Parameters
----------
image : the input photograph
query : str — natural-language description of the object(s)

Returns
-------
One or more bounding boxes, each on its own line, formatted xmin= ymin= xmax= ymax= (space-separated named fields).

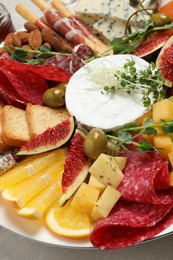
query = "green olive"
xmin=84 ymin=128 xmax=107 ymax=160
xmin=42 ymin=86 xmax=65 ymax=108
xmin=56 ymin=82 xmax=67 ymax=92
xmin=150 ymin=13 xmax=172 ymax=27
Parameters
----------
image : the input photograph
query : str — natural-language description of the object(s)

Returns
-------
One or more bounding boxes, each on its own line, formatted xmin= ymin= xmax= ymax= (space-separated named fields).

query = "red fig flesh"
xmin=59 ymin=128 xmax=91 ymax=206
xmin=17 ymin=117 xmax=75 ymax=155
xmin=156 ymin=34 xmax=173 ymax=87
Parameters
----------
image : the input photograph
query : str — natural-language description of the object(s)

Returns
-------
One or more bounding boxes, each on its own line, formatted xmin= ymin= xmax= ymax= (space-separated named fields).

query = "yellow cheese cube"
xmin=152 ymin=99 xmax=173 ymax=123
xmin=153 ymin=135 xmax=173 ymax=159
xmin=88 ymin=175 xmax=106 ymax=194
xmin=89 ymin=153 xmax=124 ymax=188
xmin=114 ymin=156 xmax=127 ymax=171
xmin=71 ymin=183 xmax=100 ymax=216
xmin=91 ymin=185 xmax=121 ymax=221
xmin=168 ymin=150 xmax=173 ymax=168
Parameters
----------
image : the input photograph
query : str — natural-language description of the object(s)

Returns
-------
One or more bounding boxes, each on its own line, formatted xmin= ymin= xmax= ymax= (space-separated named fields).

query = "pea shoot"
xmin=102 ymin=59 xmax=165 ymax=107
xmin=106 ymin=118 xmax=173 ymax=154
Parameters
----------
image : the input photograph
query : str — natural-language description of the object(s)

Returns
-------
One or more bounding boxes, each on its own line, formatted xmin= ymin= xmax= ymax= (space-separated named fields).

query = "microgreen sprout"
xmin=102 ymin=59 xmax=164 ymax=107
xmin=105 ymin=118 xmax=173 ymax=154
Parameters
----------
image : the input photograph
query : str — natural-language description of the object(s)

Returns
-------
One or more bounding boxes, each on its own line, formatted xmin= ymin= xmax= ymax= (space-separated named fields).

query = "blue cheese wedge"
xmin=66 ymin=54 xmax=152 ymax=131
xmin=74 ymin=0 xmax=135 ymax=22
xmin=93 ymin=18 xmax=127 ymax=41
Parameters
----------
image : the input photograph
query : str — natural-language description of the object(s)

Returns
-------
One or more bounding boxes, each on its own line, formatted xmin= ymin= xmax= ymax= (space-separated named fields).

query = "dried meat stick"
xmin=51 ymin=0 xmax=113 ymax=54
xmin=15 ymin=3 xmax=74 ymax=52
xmin=31 ymin=0 xmax=109 ymax=54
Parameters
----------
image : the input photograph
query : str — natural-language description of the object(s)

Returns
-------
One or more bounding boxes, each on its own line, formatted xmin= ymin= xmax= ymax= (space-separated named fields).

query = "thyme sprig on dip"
xmin=106 ymin=118 xmax=173 ymax=154
xmin=102 ymin=59 xmax=164 ymax=107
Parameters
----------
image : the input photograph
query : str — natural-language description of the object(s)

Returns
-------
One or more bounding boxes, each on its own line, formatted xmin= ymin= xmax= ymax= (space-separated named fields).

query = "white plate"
xmin=1 ymin=0 xmax=173 ymax=250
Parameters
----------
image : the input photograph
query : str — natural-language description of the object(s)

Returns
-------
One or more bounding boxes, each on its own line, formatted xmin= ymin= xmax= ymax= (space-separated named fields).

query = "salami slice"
xmin=0 ymin=70 xmax=26 ymax=108
xmin=119 ymin=146 xmax=171 ymax=204
xmin=90 ymin=199 xmax=173 ymax=249
xmin=44 ymin=44 xmax=94 ymax=74
xmin=1 ymin=68 xmax=48 ymax=105
xmin=0 ymin=53 xmax=71 ymax=82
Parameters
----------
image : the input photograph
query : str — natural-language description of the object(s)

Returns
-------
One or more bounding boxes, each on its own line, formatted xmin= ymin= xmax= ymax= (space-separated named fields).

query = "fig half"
xmin=17 ymin=116 xmax=75 ymax=155
xmin=136 ymin=31 xmax=172 ymax=62
xmin=156 ymin=34 xmax=173 ymax=87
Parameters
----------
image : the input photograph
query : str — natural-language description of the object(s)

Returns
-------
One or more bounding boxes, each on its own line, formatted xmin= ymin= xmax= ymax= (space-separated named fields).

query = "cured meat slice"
xmin=90 ymin=199 xmax=173 ymax=249
xmin=0 ymin=70 xmax=26 ymax=108
xmin=119 ymin=147 xmax=171 ymax=204
xmin=54 ymin=17 xmax=85 ymax=46
xmin=1 ymin=68 xmax=48 ymax=105
xmin=0 ymin=53 xmax=71 ymax=82
xmin=44 ymin=44 xmax=94 ymax=74
xmin=154 ymin=161 xmax=170 ymax=190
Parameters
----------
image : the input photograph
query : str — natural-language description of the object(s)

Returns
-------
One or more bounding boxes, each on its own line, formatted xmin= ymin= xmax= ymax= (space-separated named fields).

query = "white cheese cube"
xmin=89 ymin=153 xmax=124 ymax=188
xmin=91 ymin=185 xmax=121 ymax=221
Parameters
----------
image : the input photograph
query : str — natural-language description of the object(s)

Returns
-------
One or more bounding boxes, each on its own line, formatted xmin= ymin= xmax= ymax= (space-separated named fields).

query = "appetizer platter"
xmin=1 ymin=0 xmax=173 ymax=250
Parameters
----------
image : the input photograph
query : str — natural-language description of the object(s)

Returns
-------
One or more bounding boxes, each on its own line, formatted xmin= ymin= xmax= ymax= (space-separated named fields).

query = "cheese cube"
xmin=88 ymin=175 xmax=106 ymax=194
xmin=114 ymin=156 xmax=127 ymax=171
xmin=91 ymin=185 xmax=121 ymax=221
xmin=89 ymin=153 xmax=124 ymax=188
xmin=168 ymin=150 xmax=173 ymax=168
xmin=71 ymin=183 xmax=100 ymax=216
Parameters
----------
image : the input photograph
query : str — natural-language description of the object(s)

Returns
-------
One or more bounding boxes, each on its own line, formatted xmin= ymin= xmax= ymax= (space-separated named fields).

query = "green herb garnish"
xmin=4 ymin=45 xmax=67 ymax=64
xmin=106 ymin=118 xmax=173 ymax=154
xmin=102 ymin=59 xmax=164 ymax=107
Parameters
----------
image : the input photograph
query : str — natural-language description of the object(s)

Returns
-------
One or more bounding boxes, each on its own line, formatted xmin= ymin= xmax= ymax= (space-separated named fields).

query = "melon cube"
xmin=88 ymin=175 xmax=106 ymax=194
xmin=152 ymin=99 xmax=173 ymax=123
xmin=153 ymin=135 xmax=173 ymax=159
xmin=91 ymin=185 xmax=121 ymax=221
xmin=136 ymin=110 xmax=152 ymax=126
xmin=70 ymin=183 xmax=100 ymax=216
xmin=89 ymin=153 xmax=124 ymax=188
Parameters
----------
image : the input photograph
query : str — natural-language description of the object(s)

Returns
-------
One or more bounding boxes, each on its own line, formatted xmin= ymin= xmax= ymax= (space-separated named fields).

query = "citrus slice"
xmin=17 ymin=177 xmax=62 ymax=220
xmin=45 ymin=200 xmax=92 ymax=238
xmin=2 ymin=152 xmax=65 ymax=207
xmin=0 ymin=149 xmax=65 ymax=191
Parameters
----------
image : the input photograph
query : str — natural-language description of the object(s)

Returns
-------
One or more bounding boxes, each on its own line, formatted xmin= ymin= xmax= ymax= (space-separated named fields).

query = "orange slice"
xmin=17 ymin=178 xmax=62 ymax=220
xmin=45 ymin=200 xmax=92 ymax=238
xmin=2 ymin=151 xmax=65 ymax=207
xmin=0 ymin=149 xmax=65 ymax=191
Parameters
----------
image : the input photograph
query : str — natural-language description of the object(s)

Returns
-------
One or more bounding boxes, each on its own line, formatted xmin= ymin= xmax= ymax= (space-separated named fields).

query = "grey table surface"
xmin=1 ymin=0 xmax=173 ymax=259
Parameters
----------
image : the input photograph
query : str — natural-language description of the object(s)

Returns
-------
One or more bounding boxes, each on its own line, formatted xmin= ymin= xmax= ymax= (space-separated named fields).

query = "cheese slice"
xmin=66 ymin=54 xmax=151 ymax=131
xmin=74 ymin=0 xmax=135 ymax=22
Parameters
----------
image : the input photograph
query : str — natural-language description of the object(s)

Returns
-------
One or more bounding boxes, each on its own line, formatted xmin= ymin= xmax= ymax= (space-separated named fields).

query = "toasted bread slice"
xmin=26 ymin=104 xmax=70 ymax=138
xmin=1 ymin=105 xmax=30 ymax=147
xmin=0 ymin=105 xmax=11 ymax=153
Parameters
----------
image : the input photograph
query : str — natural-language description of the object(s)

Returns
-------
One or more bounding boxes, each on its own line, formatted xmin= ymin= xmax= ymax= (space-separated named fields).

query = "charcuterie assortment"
xmin=2 ymin=0 xmax=173 ymax=250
